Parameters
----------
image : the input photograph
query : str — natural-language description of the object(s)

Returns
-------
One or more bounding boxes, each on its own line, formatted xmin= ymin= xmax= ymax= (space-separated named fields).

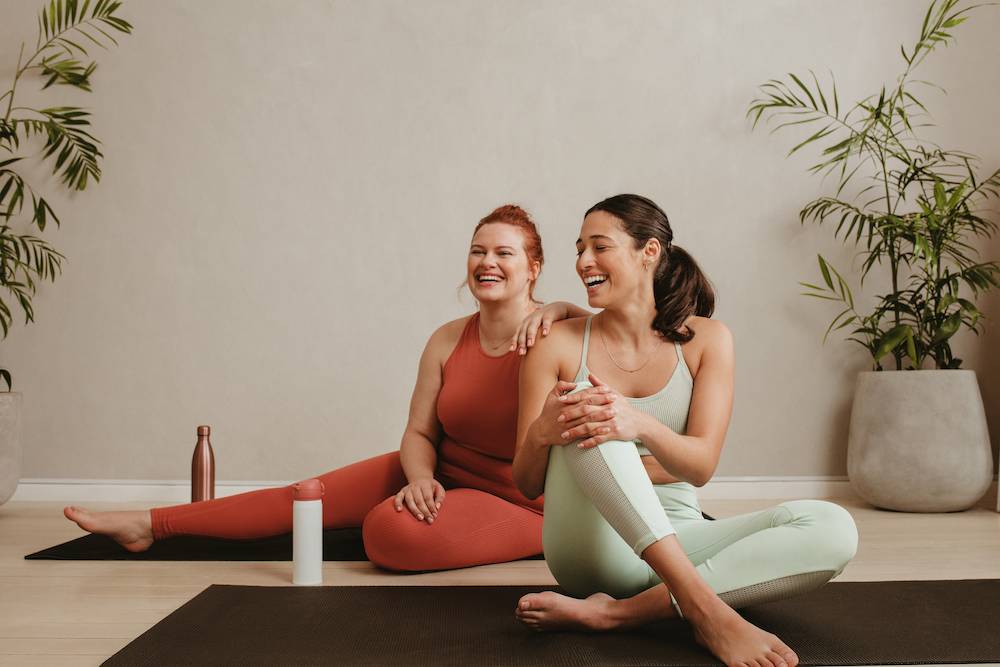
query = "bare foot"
xmin=63 ymin=506 xmax=154 ymax=553
xmin=515 ymin=591 xmax=619 ymax=632
xmin=689 ymin=601 xmax=799 ymax=667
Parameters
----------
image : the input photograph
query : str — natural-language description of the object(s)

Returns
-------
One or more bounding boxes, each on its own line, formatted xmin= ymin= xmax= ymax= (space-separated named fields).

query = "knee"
xmin=362 ymin=498 xmax=434 ymax=572
xmin=782 ymin=499 xmax=859 ymax=570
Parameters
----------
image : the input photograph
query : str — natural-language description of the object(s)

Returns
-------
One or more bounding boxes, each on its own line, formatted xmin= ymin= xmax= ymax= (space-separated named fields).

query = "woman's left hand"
xmin=512 ymin=302 xmax=568 ymax=355
xmin=556 ymin=373 xmax=650 ymax=448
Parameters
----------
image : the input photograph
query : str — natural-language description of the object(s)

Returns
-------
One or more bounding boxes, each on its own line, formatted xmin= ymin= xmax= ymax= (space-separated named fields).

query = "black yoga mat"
xmin=24 ymin=527 xmax=541 ymax=562
xmin=26 ymin=513 xmax=715 ymax=561
xmin=103 ymin=580 xmax=1000 ymax=666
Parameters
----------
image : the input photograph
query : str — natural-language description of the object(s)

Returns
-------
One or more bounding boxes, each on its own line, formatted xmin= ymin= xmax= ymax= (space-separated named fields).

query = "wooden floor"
xmin=1 ymin=493 xmax=998 ymax=666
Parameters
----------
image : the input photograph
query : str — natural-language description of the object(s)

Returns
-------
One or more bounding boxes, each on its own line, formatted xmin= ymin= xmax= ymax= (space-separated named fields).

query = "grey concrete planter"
xmin=847 ymin=370 xmax=993 ymax=512
xmin=0 ymin=393 xmax=22 ymax=506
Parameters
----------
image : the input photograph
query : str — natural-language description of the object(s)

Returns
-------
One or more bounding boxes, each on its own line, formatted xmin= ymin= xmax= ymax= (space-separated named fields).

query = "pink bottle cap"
xmin=293 ymin=478 xmax=325 ymax=500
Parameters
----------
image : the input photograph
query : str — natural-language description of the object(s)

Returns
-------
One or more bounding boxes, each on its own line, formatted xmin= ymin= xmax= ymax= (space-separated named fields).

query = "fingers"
xmin=540 ymin=312 xmax=555 ymax=337
xmin=414 ymin=487 xmax=434 ymax=523
xmin=562 ymin=407 xmax=615 ymax=430
xmin=576 ymin=434 xmax=610 ymax=449
xmin=523 ymin=318 xmax=540 ymax=352
xmin=513 ymin=320 xmax=531 ymax=355
xmin=557 ymin=398 xmax=615 ymax=424
xmin=557 ymin=385 xmax=610 ymax=403
xmin=560 ymin=421 xmax=612 ymax=442
xmin=552 ymin=380 xmax=578 ymax=398
xmin=587 ymin=372 xmax=607 ymax=387
xmin=403 ymin=490 xmax=423 ymax=520
xmin=394 ymin=489 xmax=405 ymax=512
xmin=512 ymin=322 xmax=526 ymax=353
xmin=433 ymin=482 xmax=446 ymax=508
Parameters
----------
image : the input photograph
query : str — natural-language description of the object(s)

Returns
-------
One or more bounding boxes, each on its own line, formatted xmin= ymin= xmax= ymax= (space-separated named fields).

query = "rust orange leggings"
xmin=149 ymin=452 xmax=543 ymax=571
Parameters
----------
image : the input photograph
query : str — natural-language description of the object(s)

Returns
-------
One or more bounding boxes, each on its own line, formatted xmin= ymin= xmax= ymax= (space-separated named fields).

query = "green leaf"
xmin=0 ymin=369 xmax=10 ymax=391
xmin=934 ymin=180 xmax=946 ymax=209
xmin=817 ymin=254 xmax=834 ymax=290
xmin=873 ymin=324 xmax=912 ymax=361
xmin=931 ymin=312 xmax=962 ymax=344
xmin=905 ymin=329 xmax=917 ymax=366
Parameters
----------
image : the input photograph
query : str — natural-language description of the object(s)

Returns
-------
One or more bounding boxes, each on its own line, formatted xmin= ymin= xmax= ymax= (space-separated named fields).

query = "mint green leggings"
xmin=543 ymin=388 xmax=859 ymax=607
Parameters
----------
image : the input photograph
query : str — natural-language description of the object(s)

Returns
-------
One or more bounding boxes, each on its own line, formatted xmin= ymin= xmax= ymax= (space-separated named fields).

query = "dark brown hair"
xmin=472 ymin=204 xmax=544 ymax=302
xmin=585 ymin=194 xmax=714 ymax=342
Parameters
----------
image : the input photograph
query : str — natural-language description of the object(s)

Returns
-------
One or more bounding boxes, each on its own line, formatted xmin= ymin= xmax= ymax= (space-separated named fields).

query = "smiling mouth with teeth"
xmin=477 ymin=275 xmax=504 ymax=283
xmin=584 ymin=275 xmax=608 ymax=287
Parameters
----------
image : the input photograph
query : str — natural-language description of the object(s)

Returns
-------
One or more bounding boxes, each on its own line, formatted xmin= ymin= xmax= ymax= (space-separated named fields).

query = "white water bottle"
xmin=292 ymin=478 xmax=324 ymax=585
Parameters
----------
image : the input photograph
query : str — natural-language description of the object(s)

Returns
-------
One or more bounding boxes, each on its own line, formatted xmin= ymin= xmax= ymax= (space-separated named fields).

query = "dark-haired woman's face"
xmin=467 ymin=223 xmax=539 ymax=304
xmin=575 ymin=211 xmax=648 ymax=308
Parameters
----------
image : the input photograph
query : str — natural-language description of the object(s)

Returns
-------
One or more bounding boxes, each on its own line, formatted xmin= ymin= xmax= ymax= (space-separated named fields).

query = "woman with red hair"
xmin=65 ymin=204 xmax=587 ymax=571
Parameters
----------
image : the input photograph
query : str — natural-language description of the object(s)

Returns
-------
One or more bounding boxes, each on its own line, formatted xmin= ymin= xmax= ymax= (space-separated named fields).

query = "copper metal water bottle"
xmin=191 ymin=425 xmax=215 ymax=502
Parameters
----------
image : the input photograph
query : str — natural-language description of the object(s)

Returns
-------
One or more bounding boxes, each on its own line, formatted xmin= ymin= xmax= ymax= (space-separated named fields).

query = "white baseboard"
xmin=9 ymin=476 xmax=997 ymax=504
xmin=10 ymin=475 xmax=863 ymax=502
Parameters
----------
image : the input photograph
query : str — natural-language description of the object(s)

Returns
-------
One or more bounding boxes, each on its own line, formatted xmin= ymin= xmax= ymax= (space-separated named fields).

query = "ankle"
xmin=674 ymin=589 xmax=726 ymax=625
xmin=598 ymin=597 xmax=629 ymax=630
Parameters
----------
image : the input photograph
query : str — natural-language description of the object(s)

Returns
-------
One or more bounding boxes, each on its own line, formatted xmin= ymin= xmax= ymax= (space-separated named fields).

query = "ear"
xmin=643 ymin=238 xmax=662 ymax=265
xmin=530 ymin=261 xmax=541 ymax=281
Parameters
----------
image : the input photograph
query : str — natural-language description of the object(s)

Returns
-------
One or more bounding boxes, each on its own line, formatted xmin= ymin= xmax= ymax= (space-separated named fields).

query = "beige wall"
xmin=2 ymin=0 xmax=998 ymax=482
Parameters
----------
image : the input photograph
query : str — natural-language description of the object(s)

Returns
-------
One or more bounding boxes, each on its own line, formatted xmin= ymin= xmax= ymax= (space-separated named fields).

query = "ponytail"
xmin=651 ymin=244 xmax=715 ymax=343
xmin=585 ymin=194 xmax=715 ymax=343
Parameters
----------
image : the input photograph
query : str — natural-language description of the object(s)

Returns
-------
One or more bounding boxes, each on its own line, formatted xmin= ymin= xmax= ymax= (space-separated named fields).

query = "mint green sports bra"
xmin=573 ymin=316 xmax=694 ymax=456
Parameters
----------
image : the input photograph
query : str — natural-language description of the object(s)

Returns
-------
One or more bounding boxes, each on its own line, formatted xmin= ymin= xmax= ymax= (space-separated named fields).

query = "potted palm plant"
xmin=748 ymin=0 xmax=998 ymax=512
xmin=1 ymin=0 xmax=131 ymax=505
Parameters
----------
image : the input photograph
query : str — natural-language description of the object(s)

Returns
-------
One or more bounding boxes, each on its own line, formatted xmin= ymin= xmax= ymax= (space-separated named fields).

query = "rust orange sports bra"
xmin=435 ymin=313 xmax=542 ymax=513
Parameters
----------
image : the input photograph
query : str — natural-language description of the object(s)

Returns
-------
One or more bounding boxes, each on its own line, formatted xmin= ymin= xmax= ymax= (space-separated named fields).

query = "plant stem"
xmin=878 ymin=141 xmax=903 ymax=370
xmin=3 ymin=44 xmax=25 ymax=123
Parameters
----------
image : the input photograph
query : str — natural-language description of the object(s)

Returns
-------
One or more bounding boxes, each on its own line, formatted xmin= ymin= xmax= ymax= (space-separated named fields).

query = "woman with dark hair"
xmin=512 ymin=194 xmax=857 ymax=666
xmin=64 ymin=204 xmax=589 ymax=572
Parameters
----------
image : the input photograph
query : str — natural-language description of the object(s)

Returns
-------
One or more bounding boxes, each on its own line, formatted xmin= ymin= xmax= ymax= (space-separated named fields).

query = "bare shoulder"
xmin=525 ymin=317 xmax=586 ymax=378
xmin=686 ymin=317 xmax=733 ymax=346
xmin=425 ymin=315 xmax=473 ymax=361
xmin=681 ymin=317 xmax=733 ymax=377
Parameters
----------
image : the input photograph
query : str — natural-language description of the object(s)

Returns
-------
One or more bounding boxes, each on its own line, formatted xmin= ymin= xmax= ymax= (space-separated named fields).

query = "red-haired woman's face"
xmin=467 ymin=223 xmax=539 ymax=304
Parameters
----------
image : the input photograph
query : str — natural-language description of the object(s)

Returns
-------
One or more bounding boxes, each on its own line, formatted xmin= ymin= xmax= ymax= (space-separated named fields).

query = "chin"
xmin=587 ymin=294 xmax=608 ymax=308
xmin=472 ymin=289 xmax=505 ymax=303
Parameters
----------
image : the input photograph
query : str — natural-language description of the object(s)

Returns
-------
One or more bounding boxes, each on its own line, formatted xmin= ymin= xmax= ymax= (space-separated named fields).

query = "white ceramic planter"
xmin=847 ymin=370 xmax=993 ymax=512
xmin=0 ymin=392 xmax=22 ymax=506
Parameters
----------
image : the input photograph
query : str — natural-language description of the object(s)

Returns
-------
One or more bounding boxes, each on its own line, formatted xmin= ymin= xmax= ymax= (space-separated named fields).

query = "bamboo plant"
xmin=748 ymin=0 xmax=1000 ymax=371
xmin=0 ymin=0 xmax=131 ymax=389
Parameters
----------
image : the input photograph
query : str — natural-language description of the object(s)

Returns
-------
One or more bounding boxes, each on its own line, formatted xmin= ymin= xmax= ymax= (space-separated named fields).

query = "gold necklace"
xmin=480 ymin=330 xmax=514 ymax=351
xmin=597 ymin=318 xmax=663 ymax=373
xmin=479 ymin=306 xmax=537 ymax=351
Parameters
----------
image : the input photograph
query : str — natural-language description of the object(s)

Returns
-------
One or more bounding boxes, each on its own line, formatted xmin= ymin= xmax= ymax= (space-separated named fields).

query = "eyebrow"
xmin=470 ymin=244 xmax=517 ymax=250
xmin=575 ymin=234 xmax=615 ymax=245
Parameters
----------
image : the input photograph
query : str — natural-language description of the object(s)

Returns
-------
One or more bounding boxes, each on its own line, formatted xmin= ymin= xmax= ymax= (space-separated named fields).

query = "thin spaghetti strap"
xmin=674 ymin=341 xmax=693 ymax=383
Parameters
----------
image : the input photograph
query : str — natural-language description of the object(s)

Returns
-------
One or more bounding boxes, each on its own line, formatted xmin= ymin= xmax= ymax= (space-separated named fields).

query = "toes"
xmin=766 ymin=651 xmax=789 ymax=667
xmin=779 ymin=649 xmax=799 ymax=667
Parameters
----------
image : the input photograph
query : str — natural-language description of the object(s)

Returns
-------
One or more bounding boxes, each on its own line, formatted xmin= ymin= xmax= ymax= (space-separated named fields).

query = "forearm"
xmin=399 ymin=432 xmax=438 ymax=482
xmin=560 ymin=302 xmax=592 ymax=319
xmin=512 ymin=422 xmax=551 ymax=499
xmin=637 ymin=416 xmax=714 ymax=487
